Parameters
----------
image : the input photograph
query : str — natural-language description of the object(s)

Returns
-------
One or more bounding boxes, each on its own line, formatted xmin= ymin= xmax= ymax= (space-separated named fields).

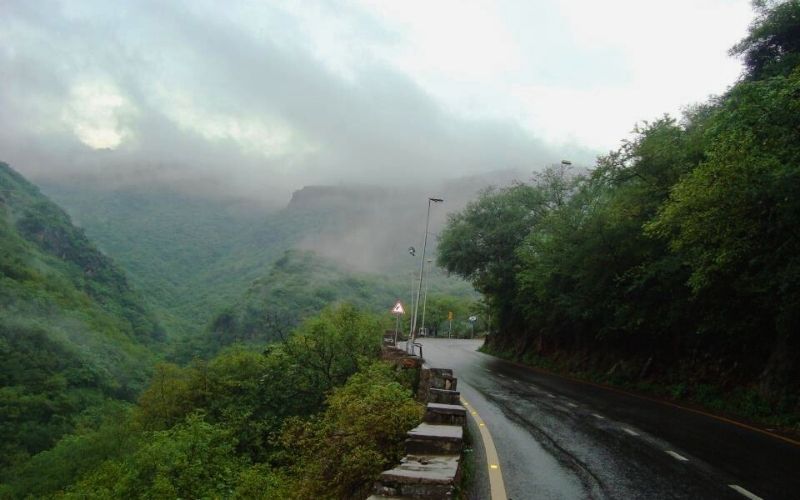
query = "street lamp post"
xmin=420 ymin=258 xmax=432 ymax=337
xmin=410 ymin=197 xmax=443 ymax=353
xmin=409 ymin=271 xmax=416 ymax=339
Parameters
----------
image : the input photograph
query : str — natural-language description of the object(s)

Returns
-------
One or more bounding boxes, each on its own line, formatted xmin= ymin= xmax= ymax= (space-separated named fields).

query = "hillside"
xmin=0 ymin=162 xmax=163 ymax=470
xmin=202 ymin=250 xmax=398 ymax=350
xmin=179 ymin=249 xmax=473 ymax=358
xmin=38 ymin=172 xmax=510 ymax=342
xmin=36 ymin=182 xmax=288 ymax=338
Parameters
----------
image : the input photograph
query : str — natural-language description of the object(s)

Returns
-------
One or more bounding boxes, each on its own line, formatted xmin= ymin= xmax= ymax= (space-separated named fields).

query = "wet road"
xmin=419 ymin=338 xmax=800 ymax=500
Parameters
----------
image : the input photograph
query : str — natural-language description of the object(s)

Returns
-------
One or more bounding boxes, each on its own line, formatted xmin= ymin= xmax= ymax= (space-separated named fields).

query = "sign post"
xmin=468 ymin=315 xmax=477 ymax=339
xmin=391 ymin=300 xmax=405 ymax=347
xmin=448 ymin=311 xmax=453 ymax=339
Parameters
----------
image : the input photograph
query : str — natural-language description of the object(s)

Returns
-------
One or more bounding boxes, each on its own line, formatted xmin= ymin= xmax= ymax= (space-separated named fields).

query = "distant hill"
xmin=0 ymin=162 xmax=163 ymax=469
xmin=37 ymin=171 xmax=523 ymax=342
xmin=200 ymin=250 xmax=397 ymax=352
xmin=195 ymin=249 xmax=476 ymax=356
xmin=38 ymin=181 xmax=291 ymax=338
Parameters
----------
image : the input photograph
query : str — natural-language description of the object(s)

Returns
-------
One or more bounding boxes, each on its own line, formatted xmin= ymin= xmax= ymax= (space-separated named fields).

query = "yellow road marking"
xmin=462 ymin=398 xmax=508 ymax=500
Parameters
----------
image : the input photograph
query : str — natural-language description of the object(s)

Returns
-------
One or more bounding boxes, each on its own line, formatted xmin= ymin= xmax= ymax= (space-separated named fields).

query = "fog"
xmin=0 ymin=1 xmax=599 ymax=207
xmin=289 ymin=169 xmax=530 ymax=273
xmin=1 ymin=0 xmax=752 ymax=274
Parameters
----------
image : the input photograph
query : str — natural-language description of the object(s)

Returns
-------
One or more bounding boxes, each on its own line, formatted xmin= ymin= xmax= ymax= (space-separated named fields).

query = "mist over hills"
xmin=38 ymin=168 xmax=528 ymax=342
xmin=0 ymin=162 xmax=162 ymax=467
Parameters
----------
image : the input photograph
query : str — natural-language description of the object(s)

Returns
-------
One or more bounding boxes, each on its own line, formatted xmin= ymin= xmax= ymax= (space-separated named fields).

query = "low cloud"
xmin=0 ymin=0 xmax=581 ymax=205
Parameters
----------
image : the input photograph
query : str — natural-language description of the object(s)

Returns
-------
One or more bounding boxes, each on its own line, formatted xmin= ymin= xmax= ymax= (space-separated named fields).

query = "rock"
xmin=425 ymin=403 xmax=467 ymax=426
xmin=405 ymin=423 xmax=463 ymax=455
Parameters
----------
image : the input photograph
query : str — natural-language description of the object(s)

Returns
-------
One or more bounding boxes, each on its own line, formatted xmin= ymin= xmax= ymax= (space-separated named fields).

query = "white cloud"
xmin=62 ymin=80 xmax=136 ymax=150
xmin=153 ymin=85 xmax=315 ymax=162
xmin=0 ymin=0 xmax=760 ymax=196
xmin=350 ymin=0 xmax=753 ymax=150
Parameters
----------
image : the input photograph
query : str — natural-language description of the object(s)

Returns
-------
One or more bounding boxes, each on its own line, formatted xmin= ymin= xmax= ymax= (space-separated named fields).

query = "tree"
xmin=282 ymin=363 xmax=422 ymax=499
xmin=437 ymin=182 xmax=546 ymax=335
xmin=648 ymin=67 xmax=800 ymax=398
xmin=732 ymin=0 xmax=800 ymax=80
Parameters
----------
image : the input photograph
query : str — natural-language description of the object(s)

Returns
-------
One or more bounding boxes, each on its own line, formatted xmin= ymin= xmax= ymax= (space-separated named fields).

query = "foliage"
xmin=201 ymin=251 xmax=394 ymax=352
xmin=134 ymin=304 xmax=385 ymax=460
xmin=0 ymin=163 xmax=162 ymax=473
xmin=438 ymin=1 xmax=800 ymax=424
xmin=41 ymin=183 xmax=475 ymax=348
xmin=4 ymin=404 xmax=138 ymax=498
xmin=61 ymin=413 xmax=246 ymax=499
xmin=732 ymin=0 xmax=800 ymax=80
xmin=195 ymin=250 xmax=472 ymax=358
xmin=282 ymin=362 xmax=423 ymax=499
xmin=3 ymin=305 xmax=417 ymax=499
xmin=420 ymin=294 xmax=481 ymax=337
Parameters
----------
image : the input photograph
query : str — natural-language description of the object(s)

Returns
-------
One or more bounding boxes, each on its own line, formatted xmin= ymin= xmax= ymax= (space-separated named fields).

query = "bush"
xmin=283 ymin=362 xmax=423 ymax=499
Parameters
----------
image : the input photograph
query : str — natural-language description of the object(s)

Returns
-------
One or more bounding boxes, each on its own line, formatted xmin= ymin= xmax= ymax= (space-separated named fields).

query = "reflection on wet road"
xmin=420 ymin=338 xmax=799 ymax=500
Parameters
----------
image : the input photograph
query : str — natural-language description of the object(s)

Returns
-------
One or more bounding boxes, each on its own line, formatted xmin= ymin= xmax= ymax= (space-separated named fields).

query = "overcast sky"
xmin=0 ymin=0 xmax=753 ymax=202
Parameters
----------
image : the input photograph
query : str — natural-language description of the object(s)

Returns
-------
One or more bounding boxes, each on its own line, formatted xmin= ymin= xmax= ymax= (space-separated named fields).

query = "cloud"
xmin=0 ymin=0 xmax=752 ymax=203
xmin=62 ymin=79 xmax=136 ymax=149
xmin=0 ymin=0 xmax=567 ymax=204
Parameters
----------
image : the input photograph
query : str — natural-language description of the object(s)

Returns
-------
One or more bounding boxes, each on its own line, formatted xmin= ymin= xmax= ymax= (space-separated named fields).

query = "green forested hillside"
xmin=0 ymin=162 xmax=163 ymax=471
xmin=193 ymin=249 xmax=475 ymax=358
xmin=40 ymin=180 xmax=478 ymax=350
xmin=38 ymin=183 xmax=298 ymax=338
xmin=1 ymin=305 xmax=421 ymax=499
xmin=438 ymin=1 xmax=800 ymax=427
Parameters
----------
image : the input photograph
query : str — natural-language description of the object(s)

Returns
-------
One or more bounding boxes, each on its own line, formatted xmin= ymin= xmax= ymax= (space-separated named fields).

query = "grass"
xmin=454 ymin=420 xmax=475 ymax=500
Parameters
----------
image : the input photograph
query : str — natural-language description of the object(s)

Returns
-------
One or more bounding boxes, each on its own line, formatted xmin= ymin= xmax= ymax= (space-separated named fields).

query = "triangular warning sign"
xmin=391 ymin=301 xmax=405 ymax=315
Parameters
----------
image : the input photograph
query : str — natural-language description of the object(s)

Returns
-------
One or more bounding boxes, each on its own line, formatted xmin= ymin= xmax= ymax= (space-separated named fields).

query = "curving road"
xmin=419 ymin=338 xmax=799 ymax=500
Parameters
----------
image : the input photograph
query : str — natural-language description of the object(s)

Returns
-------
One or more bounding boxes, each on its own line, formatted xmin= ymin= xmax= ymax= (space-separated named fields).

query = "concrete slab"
xmin=427 ymin=403 xmax=467 ymax=415
xmin=380 ymin=455 xmax=461 ymax=484
xmin=425 ymin=402 xmax=467 ymax=425
xmin=408 ymin=423 xmax=463 ymax=441
xmin=428 ymin=388 xmax=461 ymax=405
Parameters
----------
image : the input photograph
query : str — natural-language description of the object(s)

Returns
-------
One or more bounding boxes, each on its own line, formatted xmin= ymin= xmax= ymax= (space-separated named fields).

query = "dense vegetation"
xmin=438 ymin=1 xmax=800 ymax=427
xmin=6 ymin=3 xmax=795 ymax=496
xmin=195 ymin=249 xmax=478 ymax=358
xmin=0 ymin=162 xmax=163 ymax=471
xmin=41 ymin=181 xmax=477 ymax=347
xmin=1 ymin=162 xmax=467 ymax=496
xmin=1 ymin=305 xmax=422 ymax=499
xmin=39 ymin=182 xmax=307 ymax=339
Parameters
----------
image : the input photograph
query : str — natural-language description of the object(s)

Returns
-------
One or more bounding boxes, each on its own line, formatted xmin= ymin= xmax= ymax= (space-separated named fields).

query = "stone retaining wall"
xmin=369 ymin=360 xmax=467 ymax=499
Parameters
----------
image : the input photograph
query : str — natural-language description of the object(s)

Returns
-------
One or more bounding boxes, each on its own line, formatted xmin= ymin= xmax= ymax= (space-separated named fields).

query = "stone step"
xmin=405 ymin=423 xmax=463 ymax=455
xmin=418 ymin=366 xmax=453 ymax=401
xmin=430 ymin=374 xmax=457 ymax=391
xmin=374 ymin=454 xmax=461 ymax=499
xmin=424 ymin=402 xmax=467 ymax=426
xmin=428 ymin=388 xmax=460 ymax=405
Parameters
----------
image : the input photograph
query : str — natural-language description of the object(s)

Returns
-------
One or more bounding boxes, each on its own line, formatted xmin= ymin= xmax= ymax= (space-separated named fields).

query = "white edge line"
xmin=566 ymin=402 xmax=578 ymax=408
xmin=622 ymin=428 xmax=639 ymax=436
xmin=728 ymin=484 xmax=763 ymax=500
xmin=665 ymin=450 xmax=688 ymax=461
xmin=592 ymin=413 xmax=605 ymax=420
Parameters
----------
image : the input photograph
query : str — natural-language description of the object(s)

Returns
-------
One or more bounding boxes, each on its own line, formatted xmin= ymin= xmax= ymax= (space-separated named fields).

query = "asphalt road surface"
xmin=419 ymin=338 xmax=799 ymax=500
